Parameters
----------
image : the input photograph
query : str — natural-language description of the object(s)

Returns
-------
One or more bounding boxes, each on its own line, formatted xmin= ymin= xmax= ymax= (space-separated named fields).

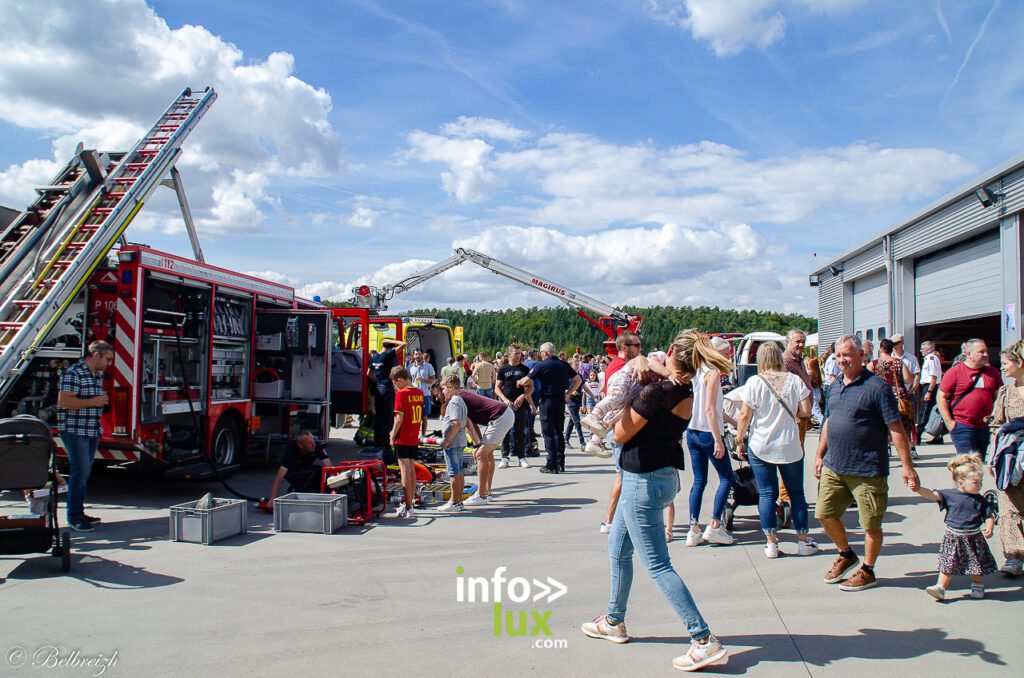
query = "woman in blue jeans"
xmin=685 ymin=341 xmax=737 ymax=547
xmin=732 ymin=342 xmax=819 ymax=558
xmin=582 ymin=330 xmax=730 ymax=673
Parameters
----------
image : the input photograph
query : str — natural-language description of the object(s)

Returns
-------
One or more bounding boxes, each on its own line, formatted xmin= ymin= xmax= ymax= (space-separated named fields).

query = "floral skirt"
xmin=937 ymin=529 xmax=997 ymax=576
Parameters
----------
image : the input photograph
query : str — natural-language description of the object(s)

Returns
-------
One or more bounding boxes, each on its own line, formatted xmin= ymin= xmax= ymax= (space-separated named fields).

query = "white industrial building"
xmin=812 ymin=152 xmax=1023 ymax=362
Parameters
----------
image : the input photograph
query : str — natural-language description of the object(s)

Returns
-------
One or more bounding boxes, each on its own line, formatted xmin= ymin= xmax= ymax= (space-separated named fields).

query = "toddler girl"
xmin=913 ymin=454 xmax=997 ymax=600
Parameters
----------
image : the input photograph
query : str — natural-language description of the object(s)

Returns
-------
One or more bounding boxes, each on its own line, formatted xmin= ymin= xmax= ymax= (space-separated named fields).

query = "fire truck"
xmin=0 ymin=87 xmax=369 ymax=475
xmin=351 ymin=248 xmax=643 ymax=354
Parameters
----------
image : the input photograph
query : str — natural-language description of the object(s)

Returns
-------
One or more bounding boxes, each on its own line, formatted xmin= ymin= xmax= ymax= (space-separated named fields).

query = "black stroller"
xmin=721 ymin=428 xmax=792 ymax=532
xmin=0 ymin=415 xmax=70 ymax=573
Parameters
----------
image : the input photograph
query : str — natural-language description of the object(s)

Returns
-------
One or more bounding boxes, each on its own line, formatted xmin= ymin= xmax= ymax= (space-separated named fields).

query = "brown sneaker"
xmin=839 ymin=567 xmax=877 ymax=592
xmin=823 ymin=554 xmax=860 ymax=584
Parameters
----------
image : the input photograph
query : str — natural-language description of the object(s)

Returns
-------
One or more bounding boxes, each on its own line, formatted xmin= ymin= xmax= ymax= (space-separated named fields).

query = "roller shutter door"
xmin=915 ymin=231 xmax=1000 ymax=325
xmin=853 ymin=271 xmax=888 ymax=342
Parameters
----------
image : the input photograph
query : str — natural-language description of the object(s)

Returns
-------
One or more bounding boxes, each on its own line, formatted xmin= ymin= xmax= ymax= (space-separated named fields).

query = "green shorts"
xmin=815 ymin=466 xmax=888 ymax=531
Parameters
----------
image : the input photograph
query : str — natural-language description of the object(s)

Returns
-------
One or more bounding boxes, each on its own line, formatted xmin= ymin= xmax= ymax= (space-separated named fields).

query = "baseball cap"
xmin=891 ymin=334 xmax=905 ymax=343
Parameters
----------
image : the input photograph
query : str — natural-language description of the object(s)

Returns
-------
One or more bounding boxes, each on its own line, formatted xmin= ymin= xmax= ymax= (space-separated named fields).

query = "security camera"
xmin=829 ymin=264 xmax=843 ymax=277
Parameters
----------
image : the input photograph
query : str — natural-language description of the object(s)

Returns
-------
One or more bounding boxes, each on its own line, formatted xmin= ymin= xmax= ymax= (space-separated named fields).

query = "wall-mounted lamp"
xmin=808 ymin=274 xmax=820 ymax=287
xmin=975 ymin=187 xmax=1005 ymax=208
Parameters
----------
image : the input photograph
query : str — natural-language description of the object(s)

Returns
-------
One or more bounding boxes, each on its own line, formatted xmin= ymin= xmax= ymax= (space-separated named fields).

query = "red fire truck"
xmin=0 ymin=87 xmax=370 ymax=475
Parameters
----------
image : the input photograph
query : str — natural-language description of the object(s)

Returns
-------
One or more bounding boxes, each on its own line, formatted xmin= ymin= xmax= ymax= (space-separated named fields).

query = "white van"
xmin=731 ymin=332 xmax=786 ymax=387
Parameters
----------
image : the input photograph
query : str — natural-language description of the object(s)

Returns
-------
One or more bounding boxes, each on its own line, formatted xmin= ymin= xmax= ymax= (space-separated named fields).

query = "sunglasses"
xmin=625 ymin=343 xmax=642 ymax=347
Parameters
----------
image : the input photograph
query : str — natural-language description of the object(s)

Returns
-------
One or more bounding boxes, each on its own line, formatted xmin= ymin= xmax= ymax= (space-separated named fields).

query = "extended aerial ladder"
xmin=0 ymin=87 xmax=217 ymax=400
xmin=351 ymin=247 xmax=642 ymax=350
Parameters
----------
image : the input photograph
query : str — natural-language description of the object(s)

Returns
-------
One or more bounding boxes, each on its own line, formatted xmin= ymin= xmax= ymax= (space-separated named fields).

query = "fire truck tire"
xmin=212 ymin=416 xmax=245 ymax=467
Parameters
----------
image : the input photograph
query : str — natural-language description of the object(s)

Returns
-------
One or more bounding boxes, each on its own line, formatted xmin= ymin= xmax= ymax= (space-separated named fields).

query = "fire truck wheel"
xmin=212 ymin=417 xmax=244 ymax=466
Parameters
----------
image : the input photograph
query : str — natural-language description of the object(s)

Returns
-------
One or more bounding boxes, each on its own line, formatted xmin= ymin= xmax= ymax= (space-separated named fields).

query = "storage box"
xmin=254 ymin=380 xmax=285 ymax=399
xmin=273 ymin=493 xmax=347 ymax=533
xmin=169 ymin=498 xmax=247 ymax=544
xmin=256 ymin=333 xmax=283 ymax=350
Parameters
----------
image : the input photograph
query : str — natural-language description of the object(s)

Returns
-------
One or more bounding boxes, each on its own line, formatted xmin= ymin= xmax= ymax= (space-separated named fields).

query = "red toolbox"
xmin=320 ymin=461 xmax=388 ymax=524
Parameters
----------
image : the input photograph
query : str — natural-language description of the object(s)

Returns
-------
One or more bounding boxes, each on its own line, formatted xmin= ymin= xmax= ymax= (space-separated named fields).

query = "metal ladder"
xmin=0 ymin=86 xmax=218 ymax=399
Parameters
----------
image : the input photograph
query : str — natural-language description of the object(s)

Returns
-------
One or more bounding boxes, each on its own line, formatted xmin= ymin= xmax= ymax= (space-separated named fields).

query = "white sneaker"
xmin=1000 ymin=558 xmax=1023 ymax=576
xmin=926 ymin=584 xmax=946 ymax=601
xmin=581 ymin=615 xmax=629 ymax=644
xmin=685 ymin=527 xmax=704 ymax=547
xmin=464 ymin=493 xmax=489 ymax=506
xmin=703 ymin=523 xmax=735 ymax=546
xmin=396 ymin=503 xmax=408 ymax=518
xmin=436 ymin=501 xmax=464 ymax=513
xmin=600 ymin=522 xmax=611 ymax=534
xmin=580 ymin=413 xmax=609 ymax=437
xmin=910 ymin=449 xmax=920 ymax=460
xmin=518 ymin=457 xmax=530 ymax=468
xmin=405 ymin=507 xmax=416 ymax=519
xmin=797 ymin=538 xmax=820 ymax=556
xmin=672 ymin=634 xmax=728 ymax=672
xmin=497 ymin=459 xmax=509 ymax=469
xmin=970 ymin=585 xmax=985 ymax=599
xmin=765 ymin=542 xmax=779 ymax=559
xmin=585 ymin=438 xmax=612 ymax=458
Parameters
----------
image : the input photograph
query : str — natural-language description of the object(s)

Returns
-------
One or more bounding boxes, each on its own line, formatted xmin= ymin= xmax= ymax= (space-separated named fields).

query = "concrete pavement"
xmin=0 ymin=428 xmax=1020 ymax=677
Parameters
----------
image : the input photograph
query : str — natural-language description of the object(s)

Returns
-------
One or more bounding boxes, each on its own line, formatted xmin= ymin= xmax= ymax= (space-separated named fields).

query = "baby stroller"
xmin=721 ymin=428 xmax=792 ymax=532
xmin=0 ymin=415 xmax=70 ymax=573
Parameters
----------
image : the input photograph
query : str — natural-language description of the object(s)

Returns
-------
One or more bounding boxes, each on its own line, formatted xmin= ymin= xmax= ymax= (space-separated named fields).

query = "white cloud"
xmin=649 ymin=0 xmax=866 ymax=56
xmin=441 ymin=116 xmax=530 ymax=143
xmin=297 ymin=221 xmax=811 ymax=311
xmin=0 ymin=0 xmax=341 ymax=235
xmin=434 ymin=130 xmax=974 ymax=232
xmin=405 ymin=130 xmax=501 ymax=204
xmin=348 ymin=205 xmax=381 ymax=229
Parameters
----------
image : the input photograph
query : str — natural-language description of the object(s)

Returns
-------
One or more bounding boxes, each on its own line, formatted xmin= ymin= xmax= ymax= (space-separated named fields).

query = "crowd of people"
xmin=361 ymin=329 xmax=1024 ymax=671
xmin=51 ymin=327 xmax=1024 ymax=672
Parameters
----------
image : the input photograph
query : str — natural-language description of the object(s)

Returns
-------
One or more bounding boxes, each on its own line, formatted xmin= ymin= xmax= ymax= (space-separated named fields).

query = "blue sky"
xmin=0 ymin=0 xmax=1020 ymax=315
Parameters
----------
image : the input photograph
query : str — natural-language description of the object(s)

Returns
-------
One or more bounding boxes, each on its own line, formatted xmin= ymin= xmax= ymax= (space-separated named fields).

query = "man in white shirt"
xmin=822 ymin=343 xmax=841 ymax=385
xmin=918 ymin=340 xmax=944 ymax=444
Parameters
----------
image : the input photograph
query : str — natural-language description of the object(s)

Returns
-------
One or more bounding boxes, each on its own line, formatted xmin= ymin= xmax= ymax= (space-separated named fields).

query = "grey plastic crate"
xmin=273 ymin=493 xmax=347 ymax=533
xmin=169 ymin=498 xmax=247 ymax=544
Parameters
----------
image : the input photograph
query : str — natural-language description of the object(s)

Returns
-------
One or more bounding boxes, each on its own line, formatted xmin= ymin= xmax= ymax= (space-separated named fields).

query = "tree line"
xmin=397 ymin=305 xmax=816 ymax=357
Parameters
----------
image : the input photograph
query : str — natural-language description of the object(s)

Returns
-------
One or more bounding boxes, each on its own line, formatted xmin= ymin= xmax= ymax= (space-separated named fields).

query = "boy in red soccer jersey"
xmin=390 ymin=366 xmax=424 ymax=518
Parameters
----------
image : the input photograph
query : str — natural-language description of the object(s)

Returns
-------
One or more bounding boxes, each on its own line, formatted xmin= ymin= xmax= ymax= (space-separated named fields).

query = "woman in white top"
xmin=685 ymin=336 xmax=736 ymax=547
xmin=733 ymin=342 xmax=817 ymax=559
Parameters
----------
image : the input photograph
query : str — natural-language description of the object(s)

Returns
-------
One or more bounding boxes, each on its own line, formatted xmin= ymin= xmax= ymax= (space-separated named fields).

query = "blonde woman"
xmin=582 ymin=330 xmax=730 ymax=672
xmin=734 ymin=343 xmax=818 ymax=558
xmin=686 ymin=332 xmax=737 ymax=547
xmin=989 ymin=341 xmax=1024 ymax=576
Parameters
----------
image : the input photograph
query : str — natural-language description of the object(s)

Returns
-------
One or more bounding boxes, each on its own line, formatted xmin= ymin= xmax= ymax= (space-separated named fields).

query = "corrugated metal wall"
xmin=843 ymin=243 xmax=885 ymax=280
xmin=915 ymin=230 xmax=1001 ymax=324
xmin=817 ymin=272 xmax=844 ymax=351
xmin=892 ymin=193 xmax=1002 ymax=261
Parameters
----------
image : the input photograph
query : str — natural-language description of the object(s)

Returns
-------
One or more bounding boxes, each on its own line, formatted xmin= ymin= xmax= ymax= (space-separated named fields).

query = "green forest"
xmin=397 ymin=305 xmax=817 ymax=357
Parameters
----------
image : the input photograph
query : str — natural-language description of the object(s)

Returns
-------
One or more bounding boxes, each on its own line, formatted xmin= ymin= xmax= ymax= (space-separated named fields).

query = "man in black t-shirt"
xmin=495 ymin=344 xmax=534 ymax=468
xmin=268 ymin=431 xmax=331 ymax=498
xmin=369 ymin=338 xmax=407 ymax=461
xmin=519 ymin=342 xmax=581 ymax=473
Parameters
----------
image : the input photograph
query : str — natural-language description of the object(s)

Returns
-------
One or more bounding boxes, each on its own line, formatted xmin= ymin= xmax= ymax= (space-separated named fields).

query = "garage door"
xmin=853 ymin=271 xmax=888 ymax=344
xmin=915 ymin=230 xmax=1000 ymax=325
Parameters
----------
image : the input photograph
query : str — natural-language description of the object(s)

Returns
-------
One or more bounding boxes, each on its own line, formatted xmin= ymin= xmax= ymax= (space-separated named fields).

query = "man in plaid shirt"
xmin=57 ymin=340 xmax=113 ymax=532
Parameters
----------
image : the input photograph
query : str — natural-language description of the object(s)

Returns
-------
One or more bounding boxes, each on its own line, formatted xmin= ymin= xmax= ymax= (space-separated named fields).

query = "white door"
xmin=853 ymin=271 xmax=888 ymax=353
xmin=915 ymin=231 xmax=1001 ymax=325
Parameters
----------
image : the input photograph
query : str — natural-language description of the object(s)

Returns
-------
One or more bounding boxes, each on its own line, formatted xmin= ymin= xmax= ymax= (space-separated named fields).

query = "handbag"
xmin=924 ymin=368 xmax=978 ymax=438
xmin=879 ymin=359 xmax=913 ymax=418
